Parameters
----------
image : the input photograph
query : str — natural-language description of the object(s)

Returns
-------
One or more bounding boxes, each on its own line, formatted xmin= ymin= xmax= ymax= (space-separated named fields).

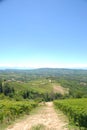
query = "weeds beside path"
xmin=6 ymin=102 xmax=68 ymax=130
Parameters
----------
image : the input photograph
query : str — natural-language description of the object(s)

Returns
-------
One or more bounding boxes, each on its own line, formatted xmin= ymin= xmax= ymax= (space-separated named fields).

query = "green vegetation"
xmin=1 ymin=68 xmax=87 ymax=99
xmin=54 ymin=98 xmax=87 ymax=129
xmin=0 ymin=78 xmax=65 ymax=101
xmin=31 ymin=124 xmax=46 ymax=130
xmin=0 ymin=68 xmax=87 ymax=129
xmin=0 ymin=100 xmax=37 ymax=127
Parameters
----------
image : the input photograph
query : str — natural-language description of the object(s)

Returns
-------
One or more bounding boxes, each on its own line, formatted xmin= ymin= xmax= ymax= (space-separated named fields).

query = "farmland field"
xmin=54 ymin=98 xmax=87 ymax=129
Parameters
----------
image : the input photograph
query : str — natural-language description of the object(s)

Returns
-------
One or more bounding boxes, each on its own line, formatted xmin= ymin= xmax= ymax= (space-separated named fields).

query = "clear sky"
xmin=0 ymin=0 xmax=87 ymax=68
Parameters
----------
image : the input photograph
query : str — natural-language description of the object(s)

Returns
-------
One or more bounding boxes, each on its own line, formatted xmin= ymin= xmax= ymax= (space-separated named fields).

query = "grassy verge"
xmin=0 ymin=100 xmax=39 ymax=130
xmin=0 ymin=102 xmax=45 ymax=130
xmin=31 ymin=124 xmax=46 ymax=130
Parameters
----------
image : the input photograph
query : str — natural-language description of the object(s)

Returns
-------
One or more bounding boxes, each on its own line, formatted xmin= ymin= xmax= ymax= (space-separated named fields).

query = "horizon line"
xmin=0 ymin=66 xmax=87 ymax=70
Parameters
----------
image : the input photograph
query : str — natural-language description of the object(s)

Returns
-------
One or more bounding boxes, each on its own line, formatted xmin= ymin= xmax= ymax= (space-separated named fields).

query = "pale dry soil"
xmin=53 ymin=84 xmax=69 ymax=95
xmin=7 ymin=102 xmax=68 ymax=130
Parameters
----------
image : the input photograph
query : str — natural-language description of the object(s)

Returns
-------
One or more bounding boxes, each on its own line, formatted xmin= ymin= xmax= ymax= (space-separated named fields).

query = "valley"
xmin=0 ymin=68 xmax=87 ymax=130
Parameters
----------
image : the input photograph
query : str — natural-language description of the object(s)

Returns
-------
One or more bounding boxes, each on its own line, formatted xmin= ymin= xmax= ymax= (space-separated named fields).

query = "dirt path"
xmin=7 ymin=102 xmax=68 ymax=130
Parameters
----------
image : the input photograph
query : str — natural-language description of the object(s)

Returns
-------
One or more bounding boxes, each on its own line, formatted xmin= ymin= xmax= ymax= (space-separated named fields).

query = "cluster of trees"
xmin=22 ymin=90 xmax=63 ymax=101
xmin=0 ymin=79 xmax=64 ymax=102
xmin=0 ymin=80 xmax=14 ymax=97
xmin=0 ymin=78 xmax=86 ymax=102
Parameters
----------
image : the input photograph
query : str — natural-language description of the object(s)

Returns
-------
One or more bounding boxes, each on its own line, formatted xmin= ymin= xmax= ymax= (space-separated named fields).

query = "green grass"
xmin=7 ymin=78 xmax=53 ymax=94
xmin=31 ymin=124 xmax=46 ymax=130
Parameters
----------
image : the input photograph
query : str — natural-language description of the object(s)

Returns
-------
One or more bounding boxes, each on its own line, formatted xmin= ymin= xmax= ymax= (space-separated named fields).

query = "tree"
xmin=0 ymin=80 xmax=3 ymax=93
xmin=3 ymin=83 xmax=14 ymax=96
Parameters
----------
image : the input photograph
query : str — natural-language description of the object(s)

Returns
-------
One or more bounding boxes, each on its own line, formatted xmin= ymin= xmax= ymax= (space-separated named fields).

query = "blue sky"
xmin=0 ymin=0 xmax=87 ymax=68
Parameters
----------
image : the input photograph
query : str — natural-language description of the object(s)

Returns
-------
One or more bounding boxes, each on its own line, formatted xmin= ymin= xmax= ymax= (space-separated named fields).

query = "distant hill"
xmin=0 ymin=68 xmax=87 ymax=100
